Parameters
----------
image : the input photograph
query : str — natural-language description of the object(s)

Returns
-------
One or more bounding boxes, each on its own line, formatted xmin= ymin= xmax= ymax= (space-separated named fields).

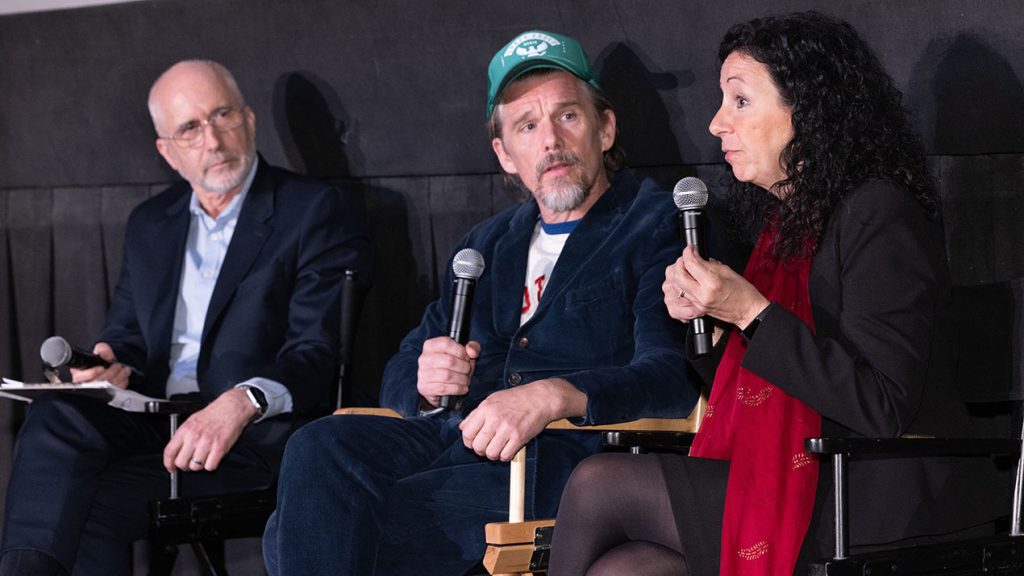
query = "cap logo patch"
xmin=516 ymin=41 xmax=549 ymax=58
xmin=504 ymin=32 xmax=562 ymax=60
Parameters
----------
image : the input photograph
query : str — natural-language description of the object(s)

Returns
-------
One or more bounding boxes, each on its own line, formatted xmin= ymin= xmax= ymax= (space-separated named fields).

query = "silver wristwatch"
xmin=240 ymin=385 xmax=268 ymax=419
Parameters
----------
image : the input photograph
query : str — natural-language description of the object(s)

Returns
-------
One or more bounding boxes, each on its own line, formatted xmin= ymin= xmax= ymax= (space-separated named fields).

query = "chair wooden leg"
xmin=483 ymin=447 xmax=553 ymax=575
xmin=509 ymin=447 xmax=526 ymax=523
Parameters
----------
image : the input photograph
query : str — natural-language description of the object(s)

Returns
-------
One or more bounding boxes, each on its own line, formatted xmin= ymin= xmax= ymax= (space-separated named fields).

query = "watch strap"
xmin=741 ymin=303 xmax=772 ymax=342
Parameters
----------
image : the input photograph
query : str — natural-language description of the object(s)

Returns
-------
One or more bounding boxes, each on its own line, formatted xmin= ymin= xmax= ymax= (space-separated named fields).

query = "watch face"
xmin=245 ymin=386 xmax=268 ymax=411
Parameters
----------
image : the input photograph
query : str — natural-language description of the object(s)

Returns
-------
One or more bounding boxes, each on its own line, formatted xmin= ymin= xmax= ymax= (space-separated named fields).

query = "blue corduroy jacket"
xmin=380 ymin=169 xmax=699 ymax=513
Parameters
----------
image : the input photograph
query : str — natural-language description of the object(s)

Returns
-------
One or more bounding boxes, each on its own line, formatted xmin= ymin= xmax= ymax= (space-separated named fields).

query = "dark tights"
xmin=548 ymin=453 xmax=689 ymax=576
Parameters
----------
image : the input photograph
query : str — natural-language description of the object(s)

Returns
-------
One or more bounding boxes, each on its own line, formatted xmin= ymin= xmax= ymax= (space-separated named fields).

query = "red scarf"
xmin=689 ymin=222 xmax=820 ymax=576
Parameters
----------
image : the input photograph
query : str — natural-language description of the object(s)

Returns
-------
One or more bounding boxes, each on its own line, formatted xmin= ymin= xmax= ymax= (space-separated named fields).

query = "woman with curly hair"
xmin=548 ymin=11 xmax=1004 ymax=576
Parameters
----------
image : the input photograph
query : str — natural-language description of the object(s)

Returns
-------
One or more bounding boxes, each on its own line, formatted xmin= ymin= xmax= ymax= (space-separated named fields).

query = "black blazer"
xmin=694 ymin=180 xmax=1006 ymax=554
xmin=99 ymin=158 xmax=373 ymax=419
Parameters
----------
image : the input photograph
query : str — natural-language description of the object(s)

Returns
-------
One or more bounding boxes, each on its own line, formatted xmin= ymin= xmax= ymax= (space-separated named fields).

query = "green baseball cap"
xmin=487 ymin=30 xmax=600 ymax=118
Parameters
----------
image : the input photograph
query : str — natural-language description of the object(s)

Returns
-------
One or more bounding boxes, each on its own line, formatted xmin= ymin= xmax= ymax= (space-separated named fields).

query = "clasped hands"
xmin=70 ymin=343 xmax=258 ymax=474
xmin=417 ymin=336 xmax=584 ymax=462
xmin=663 ymin=245 xmax=770 ymax=337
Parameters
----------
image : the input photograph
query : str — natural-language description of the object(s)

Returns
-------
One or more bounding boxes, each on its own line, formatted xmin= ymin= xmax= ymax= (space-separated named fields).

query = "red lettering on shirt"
xmin=522 ymin=274 xmax=548 ymax=316
xmin=534 ymin=275 xmax=546 ymax=303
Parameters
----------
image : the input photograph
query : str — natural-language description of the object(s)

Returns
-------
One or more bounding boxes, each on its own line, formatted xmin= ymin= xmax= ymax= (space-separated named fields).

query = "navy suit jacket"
xmin=99 ymin=158 xmax=373 ymax=420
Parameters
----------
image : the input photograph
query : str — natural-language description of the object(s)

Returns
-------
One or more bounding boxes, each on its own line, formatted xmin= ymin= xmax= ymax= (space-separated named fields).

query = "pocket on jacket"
xmin=561 ymin=269 xmax=633 ymax=362
xmin=564 ymin=269 xmax=626 ymax=309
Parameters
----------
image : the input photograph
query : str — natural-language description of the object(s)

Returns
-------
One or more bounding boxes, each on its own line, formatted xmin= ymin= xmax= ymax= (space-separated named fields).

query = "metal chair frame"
xmin=147 ymin=269 xmax=362 ymax=576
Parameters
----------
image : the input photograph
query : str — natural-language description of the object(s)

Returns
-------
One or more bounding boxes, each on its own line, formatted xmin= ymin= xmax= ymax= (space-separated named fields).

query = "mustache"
xmin=535 ymin=151 xmax=582 ymax=180
xmin=203 ymin=154 xmax=237 ymax=171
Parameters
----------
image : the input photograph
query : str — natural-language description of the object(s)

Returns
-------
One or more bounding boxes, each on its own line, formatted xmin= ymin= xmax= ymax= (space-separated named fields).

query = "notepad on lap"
xmin=0 ymin=378 xmax=162 ymax=412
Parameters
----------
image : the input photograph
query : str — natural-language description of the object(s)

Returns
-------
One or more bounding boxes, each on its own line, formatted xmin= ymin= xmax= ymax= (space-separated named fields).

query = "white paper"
xmin=0 ymin=378 xmax=164 ymax=413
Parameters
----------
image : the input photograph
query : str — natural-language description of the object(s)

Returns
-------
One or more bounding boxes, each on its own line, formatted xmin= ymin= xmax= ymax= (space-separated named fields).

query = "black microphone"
xmin=40 ymin=335 xmax=111 ymax=370
xmin=673 ymin=177 xmax=712 ymax=357
xmin=439 ymin=248 xmax=485 ymax=410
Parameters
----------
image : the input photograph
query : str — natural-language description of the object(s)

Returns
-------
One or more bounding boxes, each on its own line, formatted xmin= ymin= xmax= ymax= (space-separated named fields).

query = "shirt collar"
xmin=539 ymin=218 xmax=582 ymax=235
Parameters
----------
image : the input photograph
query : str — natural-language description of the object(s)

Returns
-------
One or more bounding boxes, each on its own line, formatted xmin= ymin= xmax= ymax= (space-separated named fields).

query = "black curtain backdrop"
xmin=1 ymin=1 xmax=1023 ymax=572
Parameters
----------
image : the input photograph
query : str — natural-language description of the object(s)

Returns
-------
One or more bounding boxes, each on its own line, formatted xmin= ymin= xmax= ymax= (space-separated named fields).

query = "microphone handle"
xmin=69 ymin=344 xmax=147 ymax=380
xmin=439 ymin=278 xmax=476 ymax=410
xmin=692 ymin=318 xmax=713 ymax=356
xmin=679 ymin=209 xmax=713 ymax=356
xmin=679 ymin=210 xmax=706 ymax=258
xmin=68 ymin=347 xmax=112 ymax=369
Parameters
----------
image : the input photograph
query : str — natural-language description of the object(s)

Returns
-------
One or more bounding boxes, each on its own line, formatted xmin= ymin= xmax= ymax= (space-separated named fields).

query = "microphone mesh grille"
xmin=672 ymin=177 xmax=709 ymax=210
xmin=40 ymin=336 xmax=72 ymax=367
xmin=452 ymin=248 xmax=486 ymax=280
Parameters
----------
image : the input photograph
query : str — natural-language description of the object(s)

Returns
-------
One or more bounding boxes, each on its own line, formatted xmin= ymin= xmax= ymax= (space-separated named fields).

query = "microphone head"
xmin=672 ymin=177 xmax=709 ymax=211
xmin=452 ymin=248 xmax=486 ymax=280
xmin=40 ymin=336 xmax=72 ymax=368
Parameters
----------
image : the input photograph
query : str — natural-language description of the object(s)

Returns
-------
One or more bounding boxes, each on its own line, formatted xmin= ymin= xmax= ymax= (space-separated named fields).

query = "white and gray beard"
xmin=539 ymin=180 xmax=588 ymax=212
xmin=199 ymin=150 xmax=256 ymax=195
xmin=535 ymin=151 xmax=589 ymax=213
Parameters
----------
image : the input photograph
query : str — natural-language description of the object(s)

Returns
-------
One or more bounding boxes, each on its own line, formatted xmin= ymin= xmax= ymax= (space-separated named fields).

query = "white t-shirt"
xmin=520 ymin=218 xmax=581 ymax=325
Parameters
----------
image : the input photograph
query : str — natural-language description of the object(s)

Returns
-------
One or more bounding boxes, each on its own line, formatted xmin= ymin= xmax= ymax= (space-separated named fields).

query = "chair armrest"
xmin=333 ymin=407 xmax=403 ymax=418
xmin=546 ymin=389 xmax=707 ymax=433
xmin=546 ymin=417 xmax=699 ymax=433
xmin=808 ymin=435 xmax=1024 ymax=562
xmin=329 ymin=411 xmax=701 ymax=432
xmin=805 ymin=437 xmax=1021 ymax=457
xmin=145 ymin=399 xmax=205 ymax=500
xmin=144 ymin=399 xmax=203 ymax=415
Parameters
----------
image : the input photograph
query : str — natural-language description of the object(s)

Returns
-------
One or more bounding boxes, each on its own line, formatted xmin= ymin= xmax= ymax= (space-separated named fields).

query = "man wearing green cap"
xmin=263 ymin=30 xmax=697 ymax=575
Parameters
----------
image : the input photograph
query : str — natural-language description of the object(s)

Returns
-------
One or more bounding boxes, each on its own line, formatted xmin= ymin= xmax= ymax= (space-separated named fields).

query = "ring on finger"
xmin=190 ymin=458 xmax=205 ymax=466
xmin=678 ymin=289 xmax=686 ymax=299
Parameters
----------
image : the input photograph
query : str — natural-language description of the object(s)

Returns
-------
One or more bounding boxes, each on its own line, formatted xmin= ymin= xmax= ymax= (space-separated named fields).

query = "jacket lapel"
xmin=528 ymin=174 xmax=633 ymax=321
xmin=147 ymin=187 xmax=191 ymax=375
xmin=201 ymin=160 xmax=274 ymax=343
xmin=491 ymin=201 xmax=538 ymax=338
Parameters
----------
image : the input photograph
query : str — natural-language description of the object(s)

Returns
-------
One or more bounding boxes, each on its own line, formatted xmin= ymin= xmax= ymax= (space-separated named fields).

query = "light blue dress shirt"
xmin=165 ymin=163 xmax=292 ymax=421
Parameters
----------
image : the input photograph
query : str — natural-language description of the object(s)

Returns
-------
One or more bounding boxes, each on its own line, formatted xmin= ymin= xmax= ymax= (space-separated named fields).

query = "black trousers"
xmin=1 ymin=393 xmax=279 ymax=576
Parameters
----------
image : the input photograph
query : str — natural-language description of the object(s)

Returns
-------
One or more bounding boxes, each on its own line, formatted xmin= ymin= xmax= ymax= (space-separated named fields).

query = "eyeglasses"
xmin=160 ymin=106 xmax=246 ymax=149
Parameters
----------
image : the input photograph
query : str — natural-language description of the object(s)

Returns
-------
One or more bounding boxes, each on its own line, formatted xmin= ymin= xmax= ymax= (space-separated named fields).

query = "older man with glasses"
xmin=0 ymin=59 xmax=373 ymax=576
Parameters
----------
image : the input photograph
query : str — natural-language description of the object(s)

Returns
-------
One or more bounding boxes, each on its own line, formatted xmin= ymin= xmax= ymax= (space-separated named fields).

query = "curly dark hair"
xmin=719 ymin=11 xmax=936 ymax=258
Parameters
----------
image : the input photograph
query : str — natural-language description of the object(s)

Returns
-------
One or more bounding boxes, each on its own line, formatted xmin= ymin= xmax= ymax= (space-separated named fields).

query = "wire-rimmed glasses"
xmin=160 ymin=106 xmax=246 ymax=149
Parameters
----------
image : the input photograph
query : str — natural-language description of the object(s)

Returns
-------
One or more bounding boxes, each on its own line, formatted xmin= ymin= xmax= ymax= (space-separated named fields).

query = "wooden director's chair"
xmin=482 ymin=414 xmax=1024 ymax=576
xmin=335 ymin=398 xmax=706 ymax=576
xmin=481 ymin=395 xmax=707 ymax=576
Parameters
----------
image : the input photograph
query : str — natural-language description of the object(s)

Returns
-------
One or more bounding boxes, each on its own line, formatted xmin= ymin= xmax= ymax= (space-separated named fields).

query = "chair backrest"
xmin=950 ymin=278 xmax=1024 ymax=438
